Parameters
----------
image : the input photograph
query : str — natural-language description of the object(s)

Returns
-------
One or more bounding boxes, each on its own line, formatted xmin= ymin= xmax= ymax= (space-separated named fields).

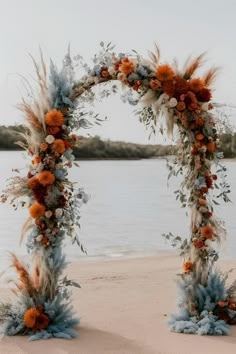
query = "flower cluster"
xmin=24 ymin=108 xmax=79 ymax=249
xmin=23 ymin=306 xmax=49 ymax=331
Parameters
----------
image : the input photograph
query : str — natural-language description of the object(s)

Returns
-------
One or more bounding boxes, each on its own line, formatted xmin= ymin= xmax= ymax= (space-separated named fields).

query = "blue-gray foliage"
xmin=49 ymin=61 xmax=73 ymax=109
xmin=169 ymin=270 xmax=230 ymax=335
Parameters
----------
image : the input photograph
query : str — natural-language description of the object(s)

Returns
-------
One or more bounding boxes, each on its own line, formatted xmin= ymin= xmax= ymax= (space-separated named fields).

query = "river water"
xmin=0 ymin=151 xmax=235 ymax=269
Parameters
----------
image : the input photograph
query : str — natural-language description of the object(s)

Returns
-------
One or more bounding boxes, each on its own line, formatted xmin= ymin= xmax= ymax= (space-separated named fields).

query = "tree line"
xmin=0 ymin=125 xmax=235 ymax=159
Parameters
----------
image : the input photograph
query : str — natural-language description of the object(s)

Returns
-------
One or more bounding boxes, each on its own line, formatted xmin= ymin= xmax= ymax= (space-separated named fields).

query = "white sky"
xmin=0 ymin=0 xmax=236 ymax=143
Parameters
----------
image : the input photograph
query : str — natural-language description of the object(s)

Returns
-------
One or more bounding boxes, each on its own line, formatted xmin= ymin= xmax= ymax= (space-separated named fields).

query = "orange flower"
xmin=207 ymin=141 xmax=215 ymax=153
xmin=40 ymin=142 xmax=48 ymax=151
xmin=119 ymin=58 xmax=135 ymax=75
xmin=31 ymin=155 xmax=41 ymax=165
xmin=196 ymin=117 xmax=204 ymax=126
xmin=46 ymin=126 xmax=60 ymax=135
xmin=195 ymin=133 xmax=204 ymax=141
xmin=194 ymin=141 xmax=203 ymax=148
xmin=192 ymin=238 xmax=205 ymax=248
xmin=175 ymin=76 xmax=189 ymax=94
xmin=23 ymin=307 xmax=49 ymax=330
xmin=35 ymin=313 xmax=49 ymax=329
xmin=162 ymin=80 xmax=175 ymax=96
xmin=45 ymin=109 xmax=64 ymax=126
xmin=27 ymin=176 xmax=40 ymax=190
xmin=156 ymin=64 xmax=174 ymax=81
xmin=51 ymin=139 xmax=65 ymax=154
xmin=29 ymin=202 xmax=46 ymax=219
xmin=217 ymin=300 xmax=227 ymax=307
xmin=101 ymin=69 xmax=109 ymax=78
xmin=182 ymin=260 xmax=193 ymax=273
xmin=149 ymin=78 xmax=161 ymax=90
xmin=41 ymin=236 xmax=49 ymax=246
xmin=198 ymin=198 xmax=207 ymax=206
xmin=37 ymin=171 xmax=55 ymax=186
xmin=176 ymin=101 xmax=186 ymax=111
xmin=23 ymin=307 xmax=40 ymax=328
xmin=189 ymin=78 xmax=204 ymax=92
xmin=201 ymin=225 xmax=213 ymax=239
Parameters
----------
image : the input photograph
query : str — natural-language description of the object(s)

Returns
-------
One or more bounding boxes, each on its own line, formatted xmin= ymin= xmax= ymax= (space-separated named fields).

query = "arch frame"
xmin=0 ymin=43 xmax=235 ymax=339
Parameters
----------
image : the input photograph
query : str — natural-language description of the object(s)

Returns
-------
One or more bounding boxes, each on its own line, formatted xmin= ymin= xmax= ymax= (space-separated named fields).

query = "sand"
xmin=0 ymin=253 xmax=236 ymax=354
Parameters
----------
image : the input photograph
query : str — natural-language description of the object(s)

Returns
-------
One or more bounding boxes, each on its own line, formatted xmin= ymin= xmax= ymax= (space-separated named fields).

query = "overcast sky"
xmin=0 ymin=0 xmax=236 ymax=143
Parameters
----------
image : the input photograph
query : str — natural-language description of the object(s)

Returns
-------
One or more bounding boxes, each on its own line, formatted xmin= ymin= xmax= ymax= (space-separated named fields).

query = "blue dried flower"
xmin=135 ymin=65 xmax=149 ymax=77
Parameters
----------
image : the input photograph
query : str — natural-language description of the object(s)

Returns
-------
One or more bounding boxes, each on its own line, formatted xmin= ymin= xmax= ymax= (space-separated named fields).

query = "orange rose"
xmin=40 ymin=142 xmax=48 ymax=151
xmin=149 ymin=78 xmax=161 ymax=90
xmin=198 ymin=198 xmax=207 ymax=206
xmin=194 ymin=141 xmax=203 ymax=148
xmin=195 ymin=133 xmax=204 ymax=141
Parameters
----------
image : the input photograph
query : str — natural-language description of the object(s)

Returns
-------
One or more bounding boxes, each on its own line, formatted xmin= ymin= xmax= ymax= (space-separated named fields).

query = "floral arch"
xmin=1 ymin=43 xmax=235 ymax=339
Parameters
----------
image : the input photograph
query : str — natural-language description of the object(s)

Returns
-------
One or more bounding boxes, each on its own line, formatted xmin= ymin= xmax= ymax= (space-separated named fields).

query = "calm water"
xmin=0 ymin=151 xmax=235 ymax=269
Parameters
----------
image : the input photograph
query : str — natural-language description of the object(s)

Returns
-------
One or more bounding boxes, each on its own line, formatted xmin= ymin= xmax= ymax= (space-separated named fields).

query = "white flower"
xmin=117 ymin=73 xmax=127 ymax=82
xmin=36 ymin=235 xmax=43 ymax=242
xmin=201 ymin=102 xmax=209 ymax=111
xmin=55 ymin=208 xmax=63 ymax=218
xmin=199 ymin=206 xmax=208 ymax=213
xmin=108 ymin=67 xmax=115 ymax=76
xmin=45 ymin=135 xmax=55 ymax=144
xmin=45 ymin=210 xmax=53 ymax=218
xmin=168 ymin=97 xmax=178 ymax=108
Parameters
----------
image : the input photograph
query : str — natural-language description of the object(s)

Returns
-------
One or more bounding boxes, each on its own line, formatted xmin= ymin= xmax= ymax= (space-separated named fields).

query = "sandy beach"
xmin=0 ymin=253 xmax=236 ymax=354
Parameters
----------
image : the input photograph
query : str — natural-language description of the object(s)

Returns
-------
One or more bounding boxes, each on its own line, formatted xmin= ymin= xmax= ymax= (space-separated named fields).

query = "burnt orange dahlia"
xmin=51 ymin=139 xmax=65 ymax=154
xmin=162 ymin=80 xmax=175 ymax=96
xmin=23 ymin=307 xmax=40 ymax=328
xmin=45 ymin=109 xmax=64 ymax=126
xmin=201 ymin=225 xmax=213 ymax=239
xmin=27 ymin=176 xmax=40 ymax=190
xmin=189 ymin=78 xmax=204 ymax=92
xmin=174 ymin=76 xmax=189 ymax=94
xmin=156 ymin=64 xmax=174 ymax=81
xmin=29 ymin=202 xmax=45 ymax=219
xmin=37 ymin=171 xmax=55 ymax=186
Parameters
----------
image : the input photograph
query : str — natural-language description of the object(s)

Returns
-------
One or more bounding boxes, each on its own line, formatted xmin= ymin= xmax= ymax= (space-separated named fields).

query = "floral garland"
xmin=0 ymin=43 xmax=235 ymax=339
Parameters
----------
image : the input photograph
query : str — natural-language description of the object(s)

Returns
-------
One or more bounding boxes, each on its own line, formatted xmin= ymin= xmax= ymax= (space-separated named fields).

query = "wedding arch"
xmin=1 ymin=43 xmax=235 ymax=339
